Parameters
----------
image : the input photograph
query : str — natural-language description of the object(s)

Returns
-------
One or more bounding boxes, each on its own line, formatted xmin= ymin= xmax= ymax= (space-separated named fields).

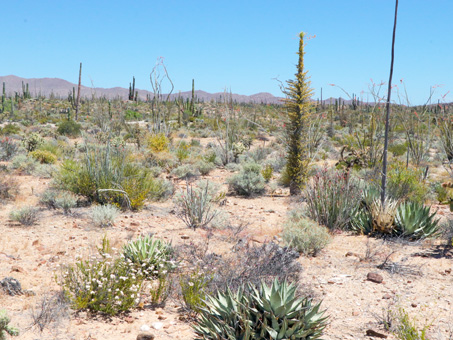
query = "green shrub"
xmin=261 ymin=164 xmax=273 ymax=182
xmin=387 ymin=161 xmax=428 ymax=204
xmin=305 ymin=167 xmax=362 ymax=230
xmin=174 ymin=182 xmax=219 ymax=229
xmin=171 ymin=164 xmax=200 ymax=180
xmin=55 ymin=145 xmax=159 ymax=210
xmin=148 ymin=133 xmax=169 ymax=152
xmin=195 ymin=160 xmax=215 ymax=176
xmin=9 ymin=206 xmax=39 ymax=226
xmin=0 ymin=309 xmax=19 ymax=339
xmin=9 ymin=154 xmax=39 ymax=174
xmin=176 ymin=141 xmax=190 ymax=162
xmin=123 ymin=235 xmax=175 ymax=279
xmin=124 ymin=109 xmax=142 ymax=121
xmin=0 ymin=123 xmax=21 ymax=135
xmin=194 ymin=279 xmax=327 ymax=340
xmin=57 ymin=120 xmax=81 ymax=137
xmin=385 ymin=307 xmax=430 ymax=340
xmin=90 ymin=204 xmax=120 ymax=227
xmin=283 ymin=212 xmax=331 ymax=256
xmin=59 ymin=237 xmax=143 ymax=316
xmin=227 ymin=162 xmax=265 ymax=196
xmin=179 ymin=269 xmax=212 ymax=314
xmin=29 ymin=150 xmax=57 ymax=164
xmin=388 ymin=142 xmax=408 ymax=157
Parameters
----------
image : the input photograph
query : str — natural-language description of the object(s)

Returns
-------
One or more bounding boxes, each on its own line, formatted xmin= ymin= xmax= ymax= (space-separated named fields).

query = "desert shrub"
xmin=55 ymin=191 xmax=78 ymax=214
xmin=261 ymin=164 xmax=273 ymax=182
xmin=245 ymin=146 xmax=273 ymax=163
xmin=33 ymin=164 xmax=58 ymax=178
xmin=388 ymin=142 xmax=408 ymax=157
xmin=122 ymin=235 xmax=176 ymax=280
xmin=203 ymin=150 xmax=217 ymax=164
xmin=57 ymin=120 xmax=81 ymax=137
xmin=0 ymin=137 xmax=19 ymax=161
xmin=9 ymin=154 xmax=39 ymax=174
xmin=179 ymin=269 xmax=212 ymax=314
xmin=283 ymin=212 xmax=331 ymax=256
xmin=22 ymin=133 xmax=43 ymax=152
xmin=38 ymin=140 xmax=63 ymax=158
xmin=193 ymin=279 xmax=327 ymax=340
xmin=30 ymin=292 xmax=69 ymax=333
xmin=59 ymin=237 xmax=143 ymax=316
xmin=148 ymin=133 xmax=170 ymax=152
xmin=384 ymin=307 xmax=430 ymax=340
xmin=176 ymin=241 xmax=302 ymax=294
xmin=55 ymin=145 xmax=159 ymax=210
xmin=196 ymin=160 xmax=215 ymax=176
xmin=90 ymin=204 xmax=120 ymax=227
xmin=227 ymin=162 xmax=265 ymax=196
xmin=175 ymin=140 xmax=190 ymax=162
xmin=124 ymin=109 xmax=142 ymax=121
xmin=264 ymin=150 xmax=287 ymax=173
xmin=305 ymin=167 xmax=362 ymax=230
xmin=29 ymin=150 xmax=57 ymax=164
xmin=9 ymin=206 xmax=39 ymax=226
xmin=174 ymin=182 xmax=219 ymax=229
xmin=171 ymin=164 xmax=200 ymax=180
xmin=0 ymin=309 xmax=19 ymax=339
xmin=387 ymin=161 xmax=428 ymax=204
xmin=0 ymin=123 xmax=21 ymax=135
xmin=0 ymin=174 xmax=18 ymax=202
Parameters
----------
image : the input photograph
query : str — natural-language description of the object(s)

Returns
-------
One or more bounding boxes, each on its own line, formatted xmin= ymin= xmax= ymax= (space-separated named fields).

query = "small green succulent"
xmin=122 ymin=235 xmax=175 ymax=279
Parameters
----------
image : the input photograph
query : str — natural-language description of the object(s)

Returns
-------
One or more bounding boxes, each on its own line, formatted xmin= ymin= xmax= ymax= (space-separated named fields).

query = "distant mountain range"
xmin=0 ymin=75 xmax=285 ymax=104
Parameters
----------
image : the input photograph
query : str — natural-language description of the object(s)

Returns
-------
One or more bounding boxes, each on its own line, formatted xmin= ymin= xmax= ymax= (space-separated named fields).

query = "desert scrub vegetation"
xmin=283 ymin=211 xmax=331 ymax=256
xmin=90 ymin=204 xmax=120 ymax=227
xmin=55 ymin=142 xmax=167 ymax=210
xmin=174 ymin=181 xmax=220 ymax=229
xmin=227 ymin=162 xmax=265 ymax=196
xmin=305 ymin=167 xmax=362 ymax=230
xmin=56 ymin=119 xmax=81 ymax=137
xmin=0 ymin=309 xmax=19 ymax=339
xmin=9 ymin=205 xmax=40 ymax=226
xmin=59 ymin=235 xmax=176 ymax=316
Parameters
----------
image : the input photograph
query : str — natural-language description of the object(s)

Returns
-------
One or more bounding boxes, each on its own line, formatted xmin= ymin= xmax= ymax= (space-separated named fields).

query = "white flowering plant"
xmin=58 ymin=237 xmax=144 ymax=316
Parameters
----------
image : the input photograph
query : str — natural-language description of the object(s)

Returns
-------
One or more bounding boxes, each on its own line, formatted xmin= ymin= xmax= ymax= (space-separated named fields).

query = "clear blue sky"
xmin=1 ymin=0 xmax=452 ymax=105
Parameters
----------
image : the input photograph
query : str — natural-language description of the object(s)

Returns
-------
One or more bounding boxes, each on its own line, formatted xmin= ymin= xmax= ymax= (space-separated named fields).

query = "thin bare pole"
xmin=381 ymin=0 xmax=399 ymax=204
xmin=75 ymin=62 xmax=82 ymax=121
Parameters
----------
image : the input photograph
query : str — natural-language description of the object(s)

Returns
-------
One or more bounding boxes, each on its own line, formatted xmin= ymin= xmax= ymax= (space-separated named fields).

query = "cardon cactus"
xmin=194 ymin=279 xmax=328 ymax=340
xmin=0 ymin=309 xmax=19 ymax=339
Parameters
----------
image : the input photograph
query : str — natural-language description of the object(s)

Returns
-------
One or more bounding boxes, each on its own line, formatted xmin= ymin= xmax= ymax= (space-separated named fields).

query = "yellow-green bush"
xmin=148 ymin=133 xmax=170 ymax=152
xmin=30 ymin=150 xmax=57 ymax=164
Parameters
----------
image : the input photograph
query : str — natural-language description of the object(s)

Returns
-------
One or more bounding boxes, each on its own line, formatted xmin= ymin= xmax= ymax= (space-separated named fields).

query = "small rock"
xmin=125 ymin=316 xmax=134 ymax=323
xmin=157 ymin=315 xmax=166 ymax=320
xmin=151 ymin=322 xmax=163 ymax=330
xmin=180 ymin=235 xmax=189 ymax=240
xmin=382 ymin=294 xmax=392 ymax=300
xmin=32 ymin=240 xmax=40 ymax=246
xmin=352 ymin=311 xmax=360 ymax=316
xmin=137 ymin=332 xmax=155 ymax=340
xmin=367 ymin=272 xmax=383 ymax=284
xmin=411 ymin=303 xmax=417 ymax=308
xmin=366 ymin=329 xmax=388 ymax=338
xmin=130 ymin=222 xmax=140 ymax=226
xmin=140 ymin=325 xmax=150 ymax=332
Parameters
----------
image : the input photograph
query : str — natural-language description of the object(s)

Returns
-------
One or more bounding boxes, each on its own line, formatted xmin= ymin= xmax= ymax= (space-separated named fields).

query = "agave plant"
xmin=122 ymin=235 xmax=175 ymax=279
xmin=395 ymin=202 xmax=440 ymax=240
xmin=194 ymin=279 xmax=328 ymax=340
xmin=370 ymin=198 xmax=398 ymax=234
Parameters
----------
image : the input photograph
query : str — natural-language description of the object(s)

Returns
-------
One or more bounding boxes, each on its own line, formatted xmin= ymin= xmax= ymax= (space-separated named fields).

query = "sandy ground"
xmin=1 ymin=169 xmax=452 ymax=340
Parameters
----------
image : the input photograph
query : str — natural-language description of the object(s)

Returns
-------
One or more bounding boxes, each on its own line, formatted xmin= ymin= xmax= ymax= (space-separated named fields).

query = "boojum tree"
xmin=284 ymin=32 xmax=313 ymax=195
